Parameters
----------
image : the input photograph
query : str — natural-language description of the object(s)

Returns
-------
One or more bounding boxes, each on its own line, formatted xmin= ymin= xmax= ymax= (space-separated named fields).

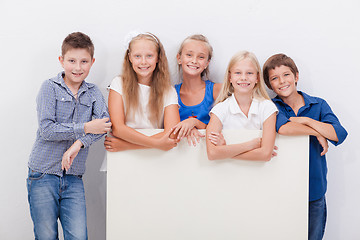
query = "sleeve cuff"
xmin=74 ymin=122 xmax=86 ymax=139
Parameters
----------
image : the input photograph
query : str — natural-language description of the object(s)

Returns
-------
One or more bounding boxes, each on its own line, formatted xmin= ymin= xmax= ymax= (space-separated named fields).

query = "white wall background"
xmin=0 ymin=0 xmax=359 ymax=239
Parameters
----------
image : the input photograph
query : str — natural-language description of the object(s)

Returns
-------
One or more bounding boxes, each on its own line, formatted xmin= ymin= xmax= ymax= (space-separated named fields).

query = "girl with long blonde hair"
xmin=206 ymin=51 xmax=278 ymax=161
xmin=105 ymin=32 xmax=180 ymax=151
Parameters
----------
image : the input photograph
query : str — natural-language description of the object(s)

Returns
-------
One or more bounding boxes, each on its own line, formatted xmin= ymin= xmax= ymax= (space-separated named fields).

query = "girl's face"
xmin=129 ymin=39 xmax=158 ymax=83
xmin=177 ymin=40 xmax=210 ymax=78
xmin=229 ymin=58 xmax=258 ymax=94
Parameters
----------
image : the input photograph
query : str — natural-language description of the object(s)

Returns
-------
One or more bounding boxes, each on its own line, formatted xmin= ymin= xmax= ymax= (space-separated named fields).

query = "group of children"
xmin=27 ymin=31 xmax=347 ymax=240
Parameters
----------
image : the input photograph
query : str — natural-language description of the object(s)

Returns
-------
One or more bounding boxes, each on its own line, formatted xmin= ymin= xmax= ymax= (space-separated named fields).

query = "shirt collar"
xmin=273 ymin=91 xmax=319 ymax=106
xmin=229 ymin=94 xmax=260 ymax=116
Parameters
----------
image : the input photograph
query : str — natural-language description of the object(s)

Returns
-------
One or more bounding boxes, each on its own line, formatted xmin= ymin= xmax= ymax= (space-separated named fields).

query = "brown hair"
xmin=263 ymin=53 xmax=299 ymax=89
xmin=121 ymin=33 xmax=171 ymax=128
xmin=61 ymin=32 xmax=94 ymax=58
xmin=177 ymin=34 xmax=213 ymax=79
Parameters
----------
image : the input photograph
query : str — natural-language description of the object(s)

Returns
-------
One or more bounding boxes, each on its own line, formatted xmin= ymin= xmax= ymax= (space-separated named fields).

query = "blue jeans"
xmin=308 ymin=195 xmax=327 ymax=240
xmin=27 ymin=169 xmax=88 ymax=240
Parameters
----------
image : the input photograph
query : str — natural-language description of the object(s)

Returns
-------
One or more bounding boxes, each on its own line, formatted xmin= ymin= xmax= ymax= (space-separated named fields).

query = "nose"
xmin=75 ymin=62 xmax=81 ymax=70
xmin=279 ymin=76 xmax=285 ymax=83
xmin=240 ymin=73 xmax=247 ymax=80
xmin=191 ymin=56 xmax=197 ymax=64
xmin=141 ymin=56 xmax=147 ymax=64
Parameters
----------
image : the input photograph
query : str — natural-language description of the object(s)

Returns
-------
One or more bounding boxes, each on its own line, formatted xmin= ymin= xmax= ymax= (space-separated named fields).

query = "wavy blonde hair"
xmin=121 ymin=33 xmax=171 ymax=127
xmin=215 ymin=51 xmax=270 ymax=104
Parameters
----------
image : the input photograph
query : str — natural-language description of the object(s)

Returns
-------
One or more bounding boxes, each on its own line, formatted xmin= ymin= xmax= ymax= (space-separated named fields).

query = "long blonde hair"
xmin=215 ymin=51 xmax=270 ymax=104
xmin=121 ymin=33 xmax=171 ymax=127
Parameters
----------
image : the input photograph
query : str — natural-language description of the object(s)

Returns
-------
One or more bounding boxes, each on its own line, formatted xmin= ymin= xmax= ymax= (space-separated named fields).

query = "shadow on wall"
xmin=84 ymin=139 xmax=107 ymax=240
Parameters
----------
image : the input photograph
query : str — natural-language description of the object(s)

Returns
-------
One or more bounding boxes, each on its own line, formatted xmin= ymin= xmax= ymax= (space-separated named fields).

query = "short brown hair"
xmin=61 ymin=32 xmax=94 ymax=58
xmin=263 ymin=53 xmax=299 ymax=89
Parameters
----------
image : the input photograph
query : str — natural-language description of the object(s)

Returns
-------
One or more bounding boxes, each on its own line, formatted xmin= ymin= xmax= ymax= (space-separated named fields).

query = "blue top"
xmin=273 ymin=91 xmax=347 ymax=201
xmin=175 ymin=80 xmax=214 ymax=125
xmin=28 ymin=72 xmax=109 ymax=177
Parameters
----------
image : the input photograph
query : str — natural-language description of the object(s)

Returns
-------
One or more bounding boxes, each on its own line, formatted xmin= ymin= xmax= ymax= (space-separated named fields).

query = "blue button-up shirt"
xmin=273 ymin=91 xmax=347 ymax=201
xmin=28 ymin=72 xmax=109 ymax=176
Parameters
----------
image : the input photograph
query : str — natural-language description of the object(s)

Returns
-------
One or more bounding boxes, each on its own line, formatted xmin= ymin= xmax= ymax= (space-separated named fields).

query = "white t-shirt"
xmin=210 ymin=94 xmax=278 ymax=130
xmin=109 ymin=76 xmax=178 ymax=129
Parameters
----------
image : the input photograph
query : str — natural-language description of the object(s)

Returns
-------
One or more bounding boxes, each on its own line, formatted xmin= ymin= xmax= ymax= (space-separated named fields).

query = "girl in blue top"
xmin=172 ymin=34 xmax=222 ymax=146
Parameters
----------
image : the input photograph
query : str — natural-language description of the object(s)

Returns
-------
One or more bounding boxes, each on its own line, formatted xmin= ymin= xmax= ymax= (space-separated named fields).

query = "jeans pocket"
xmin=27 ymin=169 xmax=46 ymax=180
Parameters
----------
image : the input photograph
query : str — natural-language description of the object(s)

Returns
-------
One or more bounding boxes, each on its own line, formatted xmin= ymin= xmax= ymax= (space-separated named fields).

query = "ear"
xmin=91 ymin=58 xmax=95 ymax=65
xmin=59 ymin=56 xmax=64 ymax=67
xmin=176 ymin=53 xmax=181 ymax=64
xmin=295 ymin=72 xmax=299 ymax=83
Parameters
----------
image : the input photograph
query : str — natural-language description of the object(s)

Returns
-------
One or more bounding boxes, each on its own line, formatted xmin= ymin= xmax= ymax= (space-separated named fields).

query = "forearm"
xmin=40 ymin=121 xmax=85 ymax=141
xmin=302 ymin=118 xmax=338 ymax=141
xmin=207 ymin=141 xmax=256 ymax=160
xmin=194 ymin=118 xmax=207 ymax=129
xmin=112 ymin=124 xmax=156 ymax=148
xmin=278 ymin=122 xmax=320 ymax=136
xmin=232 ymin=146 xmax=272 ymax=161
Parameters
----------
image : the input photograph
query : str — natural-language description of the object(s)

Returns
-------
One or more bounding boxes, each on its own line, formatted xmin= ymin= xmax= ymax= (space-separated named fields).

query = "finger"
xmin=191 ymin=136 xmax=197 ymax=147
xmin=103 ymin=117 xmax=110 ymax=122
xmin=178 ymin=128 xmax=185 ymax=140
xmin=274 ymin=145 xmax=278 ymax=150
xmin=171 ymin=125 xmax=180 ymax=135
xmin=187 ymin=135 xmax=192 ymax=146
xmin=195 ymin=133 xmax=200 ymax=143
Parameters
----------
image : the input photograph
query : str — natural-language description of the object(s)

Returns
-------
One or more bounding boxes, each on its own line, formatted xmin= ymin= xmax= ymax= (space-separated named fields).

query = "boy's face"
xmin=268 ymin=65 xmax=298 ymax=98
xmin=59 ymin=48 xmax=95 ymax=88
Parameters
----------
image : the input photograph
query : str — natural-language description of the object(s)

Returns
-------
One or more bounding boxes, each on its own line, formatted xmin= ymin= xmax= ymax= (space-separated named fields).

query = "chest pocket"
xmin=55 ymin=89 xmax=74 ymax=123
xmin=78 ymin=93 xmax=95 ymax=122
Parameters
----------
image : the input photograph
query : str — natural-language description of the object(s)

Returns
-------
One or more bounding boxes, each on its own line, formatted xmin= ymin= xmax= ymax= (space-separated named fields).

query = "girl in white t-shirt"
xmin=206 ymin=51 xmax=278 ymax=161
xmin=105 ymin=32 xmax=180 ymax=151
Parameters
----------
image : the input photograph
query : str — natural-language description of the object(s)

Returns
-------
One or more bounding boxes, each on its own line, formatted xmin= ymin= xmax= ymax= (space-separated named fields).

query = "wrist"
xmin=84 ymin=122 xmax=88 ymax=134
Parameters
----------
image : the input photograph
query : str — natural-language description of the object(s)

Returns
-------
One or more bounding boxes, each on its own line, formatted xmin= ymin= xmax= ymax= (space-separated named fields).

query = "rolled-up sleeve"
xmin=320 ymin=100 xmax=348 ymax=146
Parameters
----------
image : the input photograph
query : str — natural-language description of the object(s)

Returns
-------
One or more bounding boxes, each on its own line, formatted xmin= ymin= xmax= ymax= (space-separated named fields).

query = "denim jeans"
xmin=308 ymin=195 xmax=327 ymax=240
xmin=27 ymin=169 xmax=88 ymax=240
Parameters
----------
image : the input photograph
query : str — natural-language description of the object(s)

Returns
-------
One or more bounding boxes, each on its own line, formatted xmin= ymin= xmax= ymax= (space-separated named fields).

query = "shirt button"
xmin=62 ymin=98 xmax=65 ymax=101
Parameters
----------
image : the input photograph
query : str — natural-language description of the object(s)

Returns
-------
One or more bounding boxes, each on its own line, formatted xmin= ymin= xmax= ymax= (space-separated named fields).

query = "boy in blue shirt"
xmin=27 ymin=32 xmax=111 ymax=239
xmin=263 ymin=53 xmax=347 ymax=240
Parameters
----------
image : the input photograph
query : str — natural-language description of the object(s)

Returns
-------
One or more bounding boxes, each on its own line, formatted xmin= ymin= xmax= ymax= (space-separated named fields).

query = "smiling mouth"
xmin=279 ymin=85 xmax=290 ymax=91
xmin=237 ymin=82 xmax=250 ymax=87
xmin=72 ymin=72 xmax=83 ymax=77
xmin=187 ymin=65 xmax=199 ymax=70
xmin=138 ymin=67 xmax=150 ymax=70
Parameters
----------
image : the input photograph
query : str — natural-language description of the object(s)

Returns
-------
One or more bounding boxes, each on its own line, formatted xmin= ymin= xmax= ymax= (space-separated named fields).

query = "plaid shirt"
xmin=28 ymin=72 xmax=109 ymax=176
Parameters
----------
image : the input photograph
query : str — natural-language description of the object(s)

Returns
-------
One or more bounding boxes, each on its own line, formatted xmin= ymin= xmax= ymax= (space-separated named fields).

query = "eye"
xmin=271 ymin=76 xmax=278 ymax=81
xmin=186 ymin=53 xmax=191 ymax=57
xmin=82 ymin=60 xmax=88 ymax=64
xmin=247 ymin=72 xmax=254 ymax=75
xmin=199 ymin=56 xmax=205 ymax=59
xmin=147 ymin=54 xmax=153 ymax=58
xmin=69 ymin=59 xmax=75 ymax=63
xmin=284 ymin=73 xmax=290 ymax=76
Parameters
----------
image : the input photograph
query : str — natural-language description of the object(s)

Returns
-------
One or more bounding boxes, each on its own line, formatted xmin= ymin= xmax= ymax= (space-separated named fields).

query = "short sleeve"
xmin=164 ymin=87 xmax=178 ymax=108
xmin=109 ymin=76 xmax=123 ymax=95
xmin=210 ymin=101 xmax=227 ymax=124
xmin=261 ymin=100 xmax=278 ymax=122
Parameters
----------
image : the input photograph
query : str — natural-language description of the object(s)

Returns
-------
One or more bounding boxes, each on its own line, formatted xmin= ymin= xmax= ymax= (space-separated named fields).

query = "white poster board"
xmin=107 ymin=130 xmax=309 ymax=240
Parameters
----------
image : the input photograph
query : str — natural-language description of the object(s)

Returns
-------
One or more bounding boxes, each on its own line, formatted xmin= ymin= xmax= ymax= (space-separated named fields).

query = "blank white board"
xmin=107 ymin=129 xmax=309 ymax=240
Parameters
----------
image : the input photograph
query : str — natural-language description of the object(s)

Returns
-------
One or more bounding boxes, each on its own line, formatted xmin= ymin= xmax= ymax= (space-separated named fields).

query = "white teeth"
xmin=279 ymin=85 xmax=289 ymax=90
xmin=187 ymin=65 xmax=198 ymax=69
